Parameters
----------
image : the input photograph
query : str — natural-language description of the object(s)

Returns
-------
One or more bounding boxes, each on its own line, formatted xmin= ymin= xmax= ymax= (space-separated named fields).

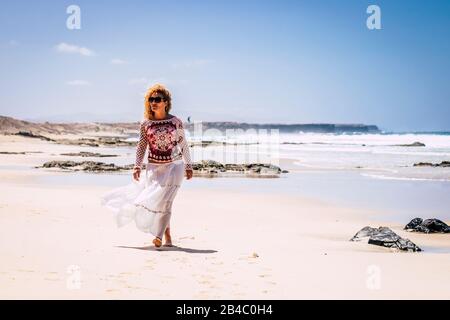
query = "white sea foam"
xmin=360 ymin=173 xmax=450 ymax=182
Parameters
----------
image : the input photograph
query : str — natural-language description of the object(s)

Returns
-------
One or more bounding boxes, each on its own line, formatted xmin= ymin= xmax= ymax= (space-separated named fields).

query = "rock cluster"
xmin=37 ymin=159 xmax=288 ymax=176
xmin=191 ymin=160 xmax=287 ymax=177
xmin=38 ymin=161 xmax=133 ymax=172
xmin=350 ymin=226 xmax=421 ymax=252
xmin=413 ymin=161 xmax=450 ymax=167
xmin=404 ymin=218 xmax=450 ymax=233
xmin=396 ymin=141 xmax=426 ymax=147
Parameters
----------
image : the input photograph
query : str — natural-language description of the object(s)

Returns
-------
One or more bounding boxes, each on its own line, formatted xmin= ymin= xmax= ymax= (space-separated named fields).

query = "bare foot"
xmin=152 ymin=237 xmax=162 ymax=248
xmin=164 ymin=228 xmax=173 ymax=247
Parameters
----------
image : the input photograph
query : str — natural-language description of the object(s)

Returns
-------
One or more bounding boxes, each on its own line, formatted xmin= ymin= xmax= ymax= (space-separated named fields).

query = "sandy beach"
xmin=0 ymin=133 xmax=449 ymax=300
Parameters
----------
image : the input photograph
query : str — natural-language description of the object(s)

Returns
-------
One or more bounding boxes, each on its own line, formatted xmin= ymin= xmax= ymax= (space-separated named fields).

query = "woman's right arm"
xmin=134 ymin=121 xmax=148 ymax=180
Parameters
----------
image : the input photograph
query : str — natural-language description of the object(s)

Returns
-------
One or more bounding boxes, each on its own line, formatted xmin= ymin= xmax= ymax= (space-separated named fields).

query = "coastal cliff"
xmin=0 ymin=115 xmax=380 ymax=135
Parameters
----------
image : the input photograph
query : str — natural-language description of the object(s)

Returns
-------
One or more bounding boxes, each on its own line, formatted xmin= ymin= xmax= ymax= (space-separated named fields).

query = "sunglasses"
xmin=149 ymin=96 xmax=165 ymax=103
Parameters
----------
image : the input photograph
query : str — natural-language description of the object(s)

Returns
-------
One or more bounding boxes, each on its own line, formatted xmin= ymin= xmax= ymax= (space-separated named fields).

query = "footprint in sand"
xmin=44 ymin=277 xmax=61 ymax=281
xmin=171 ymin=257 xmax=188 ymax=263
xmin=231 ymin=291 xmax=246 ymax=297
xmin=125 ymin=285 xmax=144 ymax=290
xmin=105 ymin=289 xmax=120 ymax=293
xmin=195 ymin=273 xmax=216 ymax=287
xmin=179 ymin=236 xmax=195 ymax=240
xmin=238 ymin=252 xmax=260 ymax=261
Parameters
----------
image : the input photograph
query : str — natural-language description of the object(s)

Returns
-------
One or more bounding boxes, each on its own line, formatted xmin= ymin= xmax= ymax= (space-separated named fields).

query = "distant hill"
xmin=0 ymin=115 xmax=380 ymax=135
xmin=0 ymin=115 xmax=138 ymax=135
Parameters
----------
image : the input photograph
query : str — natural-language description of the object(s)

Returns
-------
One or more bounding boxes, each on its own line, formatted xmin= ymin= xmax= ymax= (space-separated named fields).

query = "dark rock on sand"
xmin=38 ymin=159 xmax=287 ymax=177
xmin=0 ymin=151 xmax=26 ymax=154
xmin=60 ymin=151 xmax=118 ymax=157
xmin=38 ymin=161 xmax=133 ymax=172
xmin=396 ymin=141 xmax=426 ymax=147
xmin=14 ymin=131 xmax=55 ymax=141
xmin=404 ymin=218 xmax=450 ymax=233
xmin=0 ymin=151 xmax=43 ymax=155
xmin=191 ymin=160 xmax=285 ymax=177
xmin=350 ymin=226 xmax=421 ymax=252
xmin=413 ymin=161 xmax=450 ymax=167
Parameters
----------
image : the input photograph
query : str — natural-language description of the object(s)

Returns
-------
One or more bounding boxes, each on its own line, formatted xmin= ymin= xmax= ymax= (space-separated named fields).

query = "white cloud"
xmin=55 ymin=42 xmax=95 ymax=57
xmin=171 ymin=59 xmax=214 ymax=70
xmin=110 ymin=58 xmax=128 ymax=65
xmin=66 ymin=80 xmax=91 ymax=86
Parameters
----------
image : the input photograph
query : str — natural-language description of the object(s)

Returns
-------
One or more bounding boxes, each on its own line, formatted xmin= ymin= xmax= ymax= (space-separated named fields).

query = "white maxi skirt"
xmin=101 ymin=159 xmax=185 ymax=239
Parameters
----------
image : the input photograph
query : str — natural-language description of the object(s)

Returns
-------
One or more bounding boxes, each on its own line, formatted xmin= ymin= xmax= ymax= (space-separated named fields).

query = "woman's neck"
xmin=153 ymin=112 xmax=169 ymax=120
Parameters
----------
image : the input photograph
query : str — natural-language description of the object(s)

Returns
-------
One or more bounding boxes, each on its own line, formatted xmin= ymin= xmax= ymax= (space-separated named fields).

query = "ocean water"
xmin=183 ymin=131 xmax=450 ymax=182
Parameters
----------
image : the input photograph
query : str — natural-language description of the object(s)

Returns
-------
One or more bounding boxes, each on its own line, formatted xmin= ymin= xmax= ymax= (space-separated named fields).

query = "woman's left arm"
xmin=176 ymin=119 xmax=193 ymax=179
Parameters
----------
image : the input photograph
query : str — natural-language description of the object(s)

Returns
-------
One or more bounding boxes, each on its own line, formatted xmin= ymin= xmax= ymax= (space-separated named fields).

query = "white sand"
xmin=1 ymin=135 xmax=449 ymax=299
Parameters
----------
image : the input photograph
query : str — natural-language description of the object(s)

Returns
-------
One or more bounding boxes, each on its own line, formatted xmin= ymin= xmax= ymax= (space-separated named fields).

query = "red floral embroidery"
xmin=134 ymin=117 xmax=193 ymax=171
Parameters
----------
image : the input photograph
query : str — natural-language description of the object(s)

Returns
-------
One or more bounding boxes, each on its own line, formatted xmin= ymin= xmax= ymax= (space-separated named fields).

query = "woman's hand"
xmin=185 ymin=169 xmax=193 ymax=180
xmin=133 ymin=167 xmax=141 ymax=181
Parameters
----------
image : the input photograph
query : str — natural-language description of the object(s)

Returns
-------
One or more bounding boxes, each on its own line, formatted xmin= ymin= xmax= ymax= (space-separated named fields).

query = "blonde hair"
xmin=143 ymin=83 xmax=172 ymax=120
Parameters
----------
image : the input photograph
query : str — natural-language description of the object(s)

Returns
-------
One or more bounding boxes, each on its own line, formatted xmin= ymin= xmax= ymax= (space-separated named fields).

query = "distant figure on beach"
xmin=187 ymin=116 xmax=191 ymax=123
xmin=101 ymin=83 xmax=193 ymax=248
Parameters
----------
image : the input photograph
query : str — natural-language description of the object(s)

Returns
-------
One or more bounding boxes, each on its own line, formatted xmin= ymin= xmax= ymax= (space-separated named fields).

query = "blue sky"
xmin=0 ymin=0 xmax=449 ymax=131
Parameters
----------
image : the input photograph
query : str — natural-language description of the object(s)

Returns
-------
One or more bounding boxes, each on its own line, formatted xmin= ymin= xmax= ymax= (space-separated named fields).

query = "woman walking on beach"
xmin=102 ymin=84 xmax=193 ymax=248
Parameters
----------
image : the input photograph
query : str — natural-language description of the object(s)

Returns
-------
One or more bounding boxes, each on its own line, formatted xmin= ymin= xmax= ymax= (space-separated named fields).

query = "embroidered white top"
xmin=134 ymin=116 xmax=193 ymax=171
